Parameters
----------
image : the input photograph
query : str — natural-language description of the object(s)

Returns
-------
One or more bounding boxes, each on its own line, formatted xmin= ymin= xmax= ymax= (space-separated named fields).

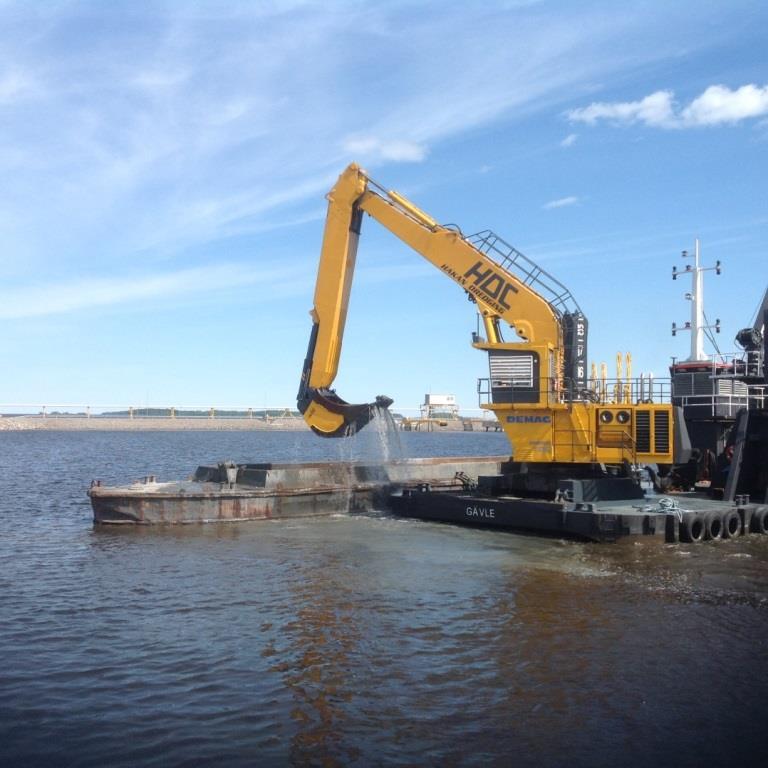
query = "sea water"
xmin=0 ymin=429 xmax=767 ymax=767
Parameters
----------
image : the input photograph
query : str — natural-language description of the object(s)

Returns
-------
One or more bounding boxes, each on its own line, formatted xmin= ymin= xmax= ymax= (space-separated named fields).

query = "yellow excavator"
xmin=298 ymin=163 xmax=682 ymax=481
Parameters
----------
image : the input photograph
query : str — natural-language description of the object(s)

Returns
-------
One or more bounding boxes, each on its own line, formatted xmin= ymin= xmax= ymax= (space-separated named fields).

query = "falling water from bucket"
xmin=334 ymin=404 xmax=405 ymax=513
xmin=369 ymin=404 xmax=405 ymax=464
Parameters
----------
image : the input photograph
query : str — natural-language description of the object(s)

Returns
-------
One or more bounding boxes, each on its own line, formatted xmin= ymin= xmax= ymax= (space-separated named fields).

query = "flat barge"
xmin=389 ymin=483 xmax=768 ymax=543
xmin=89 ymin=455 xmax=506 ymax=525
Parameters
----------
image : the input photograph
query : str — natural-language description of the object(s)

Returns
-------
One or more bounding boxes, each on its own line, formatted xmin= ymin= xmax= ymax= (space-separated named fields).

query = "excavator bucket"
xmin=296 ymin=320 xmax=393 ymax=437
xmin=298 ymin=388 xmax=394 ymax=438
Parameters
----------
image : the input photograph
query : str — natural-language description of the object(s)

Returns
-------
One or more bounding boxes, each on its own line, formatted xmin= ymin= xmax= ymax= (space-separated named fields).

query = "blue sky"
xmin=1 ymin=0 xmax=767 ymax=413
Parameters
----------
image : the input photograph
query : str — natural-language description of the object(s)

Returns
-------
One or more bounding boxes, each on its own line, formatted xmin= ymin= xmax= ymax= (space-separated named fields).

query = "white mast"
xmin=671 ymin=239 xmax=720 ymax=359
xmin=689 ymin=239 xmax=706 ymax=362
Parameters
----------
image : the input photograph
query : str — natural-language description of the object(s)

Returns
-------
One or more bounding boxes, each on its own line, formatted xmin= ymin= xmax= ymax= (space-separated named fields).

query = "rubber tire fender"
xmin=705 ymin=512 xmax=723 ymax=541
xmin=750 ymin=506 xmax=768 ymax=535
xmin=722 ymin=509 xmax=741 ymax=538
xmin=680 ymin=513 xmax=706 ymax=543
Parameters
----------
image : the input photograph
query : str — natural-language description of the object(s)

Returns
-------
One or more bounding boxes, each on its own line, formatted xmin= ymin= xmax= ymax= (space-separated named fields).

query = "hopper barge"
xmin=89 ymin=455 xmax=504 ymax=526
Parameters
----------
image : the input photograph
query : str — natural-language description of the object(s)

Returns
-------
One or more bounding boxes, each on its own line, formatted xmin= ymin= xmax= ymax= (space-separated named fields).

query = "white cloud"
xmin=543 ymin=196 xmax=579 ymax=210
xmin=131 ymin=69 xmax=190 ymax=92
xmin=568 ymin=84 xmax=768 ymax=128
xmin=560 ymin=133 xmax=578 ymax=147
xmin=568 ymin=90 xmax=676 ymax=127
xmin=342 ymin=136 xmax=428 ymax=163
xmin=681 ymin=84 xmax=768 ymax=126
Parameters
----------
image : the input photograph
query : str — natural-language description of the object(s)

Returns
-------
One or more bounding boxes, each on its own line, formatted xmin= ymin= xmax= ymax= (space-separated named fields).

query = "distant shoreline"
xmin=0 ymin=415 xmax=496 ymax=433
xmin=0 ymin=416 xmax=309 ymax=432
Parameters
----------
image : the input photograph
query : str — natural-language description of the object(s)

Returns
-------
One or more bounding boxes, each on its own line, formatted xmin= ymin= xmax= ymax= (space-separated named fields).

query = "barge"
xmin=88 ymin=164 xmax=767 ymax=548
xmin=388 ymin=474 xmax=768 ymax=543
xmin=89 ymin=455 xmax=505 ymax=525
xmin=90 ymin=454 xmax=768 ymax=543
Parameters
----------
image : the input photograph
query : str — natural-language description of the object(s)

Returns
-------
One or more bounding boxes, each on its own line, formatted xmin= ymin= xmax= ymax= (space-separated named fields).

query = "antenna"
xmin=671 ymin=238 xmax=721 ymax=361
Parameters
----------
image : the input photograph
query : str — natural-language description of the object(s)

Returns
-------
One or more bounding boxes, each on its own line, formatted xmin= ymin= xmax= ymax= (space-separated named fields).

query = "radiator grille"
xmin=654 ymin=410 xmax=670 ymax=454
xmin=489 ymin=354 xmax=533 ymax=387
xmin=635 ymin=411 xmax=651 ymax=453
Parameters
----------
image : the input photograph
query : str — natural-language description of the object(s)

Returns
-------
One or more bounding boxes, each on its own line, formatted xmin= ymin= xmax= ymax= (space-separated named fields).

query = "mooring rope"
xmin=634 ymin=496 xmax=684 ymax=521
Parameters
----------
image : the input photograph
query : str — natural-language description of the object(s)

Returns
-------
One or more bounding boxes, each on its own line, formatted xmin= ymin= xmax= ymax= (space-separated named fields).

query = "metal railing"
xmin=466 ymin=230 xmax=581 ymax=315
xmin=673 ymin=385 xmax=765 ymax=412
xmin=676 ymin=349 xmax=764 ymax=378
xmin=670 ymin=350 xmax=766 ymax=416
xmin=551 ymin=423 xmax=638 ymax=464
xmin=477 ymin=376 xmax=673 ymax=408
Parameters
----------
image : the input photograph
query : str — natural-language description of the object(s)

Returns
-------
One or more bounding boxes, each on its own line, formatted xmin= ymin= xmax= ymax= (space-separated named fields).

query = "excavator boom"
xmin=298 ymin=163 xmax=571 ymax=438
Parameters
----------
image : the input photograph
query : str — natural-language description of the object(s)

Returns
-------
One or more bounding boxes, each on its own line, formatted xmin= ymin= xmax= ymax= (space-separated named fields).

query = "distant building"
xmin=421 ymin=393 xmax=459 ymax=419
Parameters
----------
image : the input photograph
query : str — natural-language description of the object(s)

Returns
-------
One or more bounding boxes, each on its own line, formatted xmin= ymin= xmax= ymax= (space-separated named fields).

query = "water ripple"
xmin=1 ymin=431 xmax=767 ymax=767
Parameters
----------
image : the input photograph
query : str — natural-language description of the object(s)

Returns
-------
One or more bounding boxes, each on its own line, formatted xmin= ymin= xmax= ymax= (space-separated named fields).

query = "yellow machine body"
xmin=486 ymin=401 xmax=675 ymax=465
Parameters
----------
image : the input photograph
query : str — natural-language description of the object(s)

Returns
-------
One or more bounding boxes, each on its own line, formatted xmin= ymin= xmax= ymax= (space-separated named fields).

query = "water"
xmin=1 ymin=430 xmax=767 ymax=767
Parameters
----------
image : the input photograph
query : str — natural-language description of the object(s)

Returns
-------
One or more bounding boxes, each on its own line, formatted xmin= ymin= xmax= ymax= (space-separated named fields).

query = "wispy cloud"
xmin=543 ymin=196 xmax=579 ymax=210
xmin=342 ymin=136 xmax=428 ymax=163
xmin=0 ymin=3 xmax=749 ymax=285
xmin=560 ymin=133 xmax=578 ymax=147
xmin=0 ymin=69 xmax=36 ymax=103
xmin=0 ymin=264 xmax=303 ymax=320
xmin=568 ymin=83 xmax=768 ymax=128
xmin=1 ymin=3 xmax=706 ymax=272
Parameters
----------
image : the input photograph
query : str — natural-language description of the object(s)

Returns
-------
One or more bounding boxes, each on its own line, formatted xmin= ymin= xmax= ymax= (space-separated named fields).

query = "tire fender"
xmin=750 ymin=507 xmax=768 ymax=535
xmin=705 ymin=512 xmax=723 ymax=541
xmin=722 ymin=509 xmax=741 ymax=538
xmin=680 ymin=513 xmax=706 ymax=543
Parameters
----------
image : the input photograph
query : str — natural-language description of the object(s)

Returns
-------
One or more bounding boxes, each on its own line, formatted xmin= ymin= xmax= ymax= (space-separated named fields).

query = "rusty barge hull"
xmin=89 ymin=456 xmax=506 ymax=525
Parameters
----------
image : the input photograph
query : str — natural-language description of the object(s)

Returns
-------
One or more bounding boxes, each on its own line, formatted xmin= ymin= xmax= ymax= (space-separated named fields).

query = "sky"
xmin=1 ymin=0 xmax=767 ymax=414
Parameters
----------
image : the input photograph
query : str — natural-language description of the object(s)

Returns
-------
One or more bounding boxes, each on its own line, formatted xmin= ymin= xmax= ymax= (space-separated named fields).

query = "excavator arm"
xmin=297 ymin=163 xmax=568 ymax=437
xmin=296 ymin=164 xmax=395 ymax=437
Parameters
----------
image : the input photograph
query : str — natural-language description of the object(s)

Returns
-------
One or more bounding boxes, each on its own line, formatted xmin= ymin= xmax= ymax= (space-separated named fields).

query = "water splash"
xmin=341 ymin=405 xmax=406 ymax=465
xmin=323 ymin=406 xmax=406 ymax=512
xmin=370 ymin=405 xmax=406 ymax=464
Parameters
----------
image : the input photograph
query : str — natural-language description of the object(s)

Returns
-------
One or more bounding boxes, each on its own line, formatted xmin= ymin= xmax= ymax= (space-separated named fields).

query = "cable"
xmin=703 ymin=311 xmax=722 ymax=355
